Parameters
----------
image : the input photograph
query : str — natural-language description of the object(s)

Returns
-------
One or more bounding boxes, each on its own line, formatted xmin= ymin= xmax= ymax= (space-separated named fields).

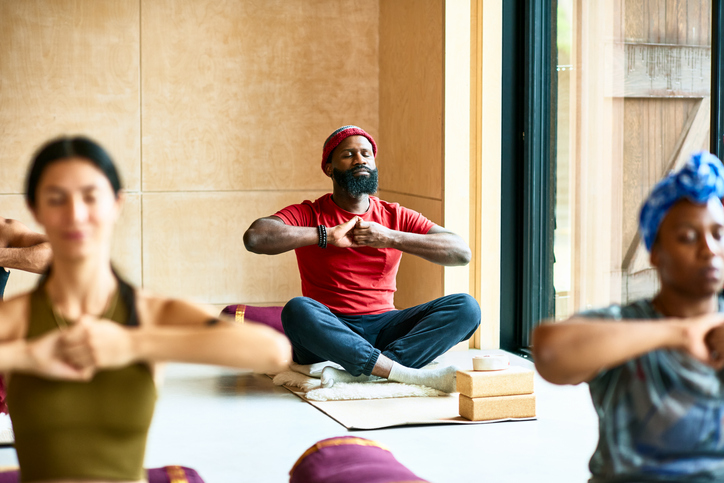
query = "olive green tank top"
xmin=6 ymin=275 xmax=157 ymax=482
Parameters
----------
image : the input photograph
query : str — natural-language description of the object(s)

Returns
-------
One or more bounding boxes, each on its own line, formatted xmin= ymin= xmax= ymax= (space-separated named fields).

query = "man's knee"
xmin=448 ymin=293 xmax=481 ymax=332
xmin=282 ymin=297 xmax=318 ymax=332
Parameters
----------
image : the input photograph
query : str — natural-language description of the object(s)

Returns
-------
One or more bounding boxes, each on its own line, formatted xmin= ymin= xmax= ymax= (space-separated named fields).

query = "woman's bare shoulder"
xmin=134 ymin=288 xmax=216 ymax=327
xmin=0 ymin=293 xmax=32 ymax=340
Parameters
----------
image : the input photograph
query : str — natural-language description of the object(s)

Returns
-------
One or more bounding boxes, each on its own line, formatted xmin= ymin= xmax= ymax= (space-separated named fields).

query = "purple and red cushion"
xmin=220 ymin=305 xmax=284 ymax=334
xmin=290 ymin=436 xmax=429 ymax=483
xmin=0 ymin=466 xmax=204 ymax=482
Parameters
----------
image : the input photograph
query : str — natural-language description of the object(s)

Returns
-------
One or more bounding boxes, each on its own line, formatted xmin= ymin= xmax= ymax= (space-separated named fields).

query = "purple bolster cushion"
xmin=289 ymin=436 xmax=430 ymax=483
xmin=220 ymin=304 xmax=284 ymax=334
xmin=0 ymin=376 xmax=7 ymax=414
xmin=0 ymin=466 xmax=204 ymax=482
xmin=147 ymin=465 xmax=205 ymax=482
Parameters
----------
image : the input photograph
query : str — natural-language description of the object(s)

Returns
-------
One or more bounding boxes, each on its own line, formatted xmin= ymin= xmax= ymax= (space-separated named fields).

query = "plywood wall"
xmin=138 ymin=0 xmax=379 ymax=309
xmin=1 ymin=0 xmax=466 ymax=317
xmin=0 ymin=0 xmax=379 ymax=310
xmin=621 ymin=98 xmax=700 ymax=255
xmin=0 ymin=0 xmax=142 ymax=296
xmin=379 ymin=0 xmax=446 ymax=309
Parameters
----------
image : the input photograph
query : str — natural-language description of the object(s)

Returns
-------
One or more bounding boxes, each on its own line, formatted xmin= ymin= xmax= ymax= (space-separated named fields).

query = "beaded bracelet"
xmin=317 ymin=225 xmax=328 ymax=248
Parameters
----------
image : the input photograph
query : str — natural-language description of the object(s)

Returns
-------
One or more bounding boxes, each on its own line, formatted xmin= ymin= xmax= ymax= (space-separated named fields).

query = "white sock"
xmin=387 ymin=362 xmax=459 ymax=393
xmin=320 ymin=366 xmax=379 ymax=388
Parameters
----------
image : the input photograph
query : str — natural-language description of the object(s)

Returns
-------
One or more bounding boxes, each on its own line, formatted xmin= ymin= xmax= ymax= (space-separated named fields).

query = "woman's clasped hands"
xmin=676 ymin=312 xmax=724 ymax=370
xmin=24 ymin=317 xmax=136 ymax=381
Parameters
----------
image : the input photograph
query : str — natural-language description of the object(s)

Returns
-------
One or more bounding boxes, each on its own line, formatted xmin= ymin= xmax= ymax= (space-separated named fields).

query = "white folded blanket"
xmin=289 ymin=361 xmax=344 ymax=378
xmin=273 ymin=364 xmax=445 ymax=401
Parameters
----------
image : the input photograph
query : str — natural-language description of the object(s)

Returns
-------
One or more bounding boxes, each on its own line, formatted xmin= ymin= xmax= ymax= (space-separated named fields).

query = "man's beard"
xmin=332 ymin=166 xmax=379 ymax=197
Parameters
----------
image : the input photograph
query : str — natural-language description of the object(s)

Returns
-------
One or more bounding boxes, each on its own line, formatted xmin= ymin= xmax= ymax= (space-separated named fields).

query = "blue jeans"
xmin=281 ymin=293 xmax=481 ymax=376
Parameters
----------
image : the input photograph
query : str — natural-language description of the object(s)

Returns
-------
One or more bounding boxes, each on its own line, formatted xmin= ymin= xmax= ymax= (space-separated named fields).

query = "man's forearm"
xmin=244 ymin=218 xmax=318 ymax=255
xmin=390 ymin=232 xmax=471 ymax=266
xmin=0 ymin=243 xmax=52 ymax=274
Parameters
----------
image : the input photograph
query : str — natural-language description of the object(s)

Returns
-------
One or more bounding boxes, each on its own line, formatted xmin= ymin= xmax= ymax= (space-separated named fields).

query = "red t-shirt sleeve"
xmin=395 ymin=204 xmax=435 ymax=234
xmin=273 ymin=202 xmax=315 ymax=227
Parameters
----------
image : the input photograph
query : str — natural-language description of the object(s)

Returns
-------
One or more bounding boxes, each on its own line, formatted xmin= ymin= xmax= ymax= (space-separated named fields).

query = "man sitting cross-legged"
xmin=244 ymin=125 xmax=481 ymax=392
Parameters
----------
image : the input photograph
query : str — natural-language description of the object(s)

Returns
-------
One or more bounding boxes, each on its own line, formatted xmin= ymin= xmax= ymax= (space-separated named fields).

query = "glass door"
xmin=553 ymin=0 xmax=713 ymax=320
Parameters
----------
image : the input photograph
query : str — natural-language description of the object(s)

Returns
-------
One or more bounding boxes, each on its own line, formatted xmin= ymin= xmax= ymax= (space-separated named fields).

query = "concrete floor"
xmin=0 ymin=350 xmax=599 ymax=482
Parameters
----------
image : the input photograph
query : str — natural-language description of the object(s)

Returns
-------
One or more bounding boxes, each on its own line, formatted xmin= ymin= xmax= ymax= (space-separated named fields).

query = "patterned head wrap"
xmin=639 ymin=151 xmax=724 ymax=251
xmin=321 ymin=125 xmax=377 ymax=174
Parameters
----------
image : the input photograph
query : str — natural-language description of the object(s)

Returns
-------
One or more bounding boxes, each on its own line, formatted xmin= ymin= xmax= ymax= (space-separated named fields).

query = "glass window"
xmin=554 ymin=1 xmax=712 ymax=320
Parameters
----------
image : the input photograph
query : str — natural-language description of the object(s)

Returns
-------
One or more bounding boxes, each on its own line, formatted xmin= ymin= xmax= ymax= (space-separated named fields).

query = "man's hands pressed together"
xmin=328 ymin=217 xmax=396 ymax=249
xmin=352 ymin=219 xmax=395 ymax=248
xmin=326 ymin=217 xmax=470 ymax=266
xmin=327 ymin=217 xmax=360 ymax=248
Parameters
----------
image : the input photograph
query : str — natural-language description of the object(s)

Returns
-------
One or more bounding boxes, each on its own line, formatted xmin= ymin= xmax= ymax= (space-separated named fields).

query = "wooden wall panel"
xmin=626 ymin=0 xmax=711 ymax=45
xmin=0 ymin=0 xmax=140 ymax=194
xmin=0 ymin=191 xmax=140 ymax=296
xmin=687 ymin=0 xmax=701 ymax=44
xmin=0 ymin=1 xmax=417 ymax=310
xmin=378 ymin=190 xmax=443 ymax=310
xmin=649 ymin=0 xmax=665 ymax=43
xmin=142 ymin=191 xmax=325 ymax=304
xmin=621 ymin=98 xmax=698 ymax=256
xmin=113 ymin=193 xmax=142 ymax=287
xmin=700 ymin=2 xmax=711 ymax=45
xmin=625 ymin=0 xmax=645 ymax=41
xmin=141 ymin=0 xmax=379 ymax=192
xmin=379 ymin=0 xmax=444 ymax=200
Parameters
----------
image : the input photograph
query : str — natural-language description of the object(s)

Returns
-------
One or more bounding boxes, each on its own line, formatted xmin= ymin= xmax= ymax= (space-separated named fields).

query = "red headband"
xmin=321 ymin=125 xmax=378 ymax=173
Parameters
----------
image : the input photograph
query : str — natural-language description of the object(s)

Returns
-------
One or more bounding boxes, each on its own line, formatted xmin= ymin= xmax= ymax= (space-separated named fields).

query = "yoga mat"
xmin=283 ymin=386 xmax=536 ymax=430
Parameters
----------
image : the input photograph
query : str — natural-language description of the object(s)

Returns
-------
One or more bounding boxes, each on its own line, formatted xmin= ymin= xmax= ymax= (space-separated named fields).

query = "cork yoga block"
xmin=459 ymin=393 xmax=536 ymax=421
xmin=456 ymin=366 xmax=534 ymax=398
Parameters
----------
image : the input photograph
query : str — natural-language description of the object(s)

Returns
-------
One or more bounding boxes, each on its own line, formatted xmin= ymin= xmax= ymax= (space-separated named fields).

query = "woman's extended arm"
xmin=532 ymin=313 xmax=724 ymax=385
xmin=59 ymin=297 xmax=292 ymax=374
xmin=131 ymin=323 xmax=290 ymax=373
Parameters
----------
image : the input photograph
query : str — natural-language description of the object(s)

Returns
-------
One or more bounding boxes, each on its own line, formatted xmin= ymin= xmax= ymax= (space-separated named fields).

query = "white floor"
xmin=0 ymin=350 xmax=600 ymax=482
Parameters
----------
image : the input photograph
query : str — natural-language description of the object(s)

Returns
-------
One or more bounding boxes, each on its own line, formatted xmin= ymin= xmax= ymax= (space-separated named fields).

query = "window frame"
xmin=713 ymin=0 xmax=724 ymax=158
xmin=500 ymin=0 xmax=555 ymax=355
xmin=500 ymin=0 xmax=724 ymax=355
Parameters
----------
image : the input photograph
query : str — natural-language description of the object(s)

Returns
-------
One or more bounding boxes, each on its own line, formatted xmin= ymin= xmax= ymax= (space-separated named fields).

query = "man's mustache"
xmin=349 ymin=166 xmax=375 ymax=174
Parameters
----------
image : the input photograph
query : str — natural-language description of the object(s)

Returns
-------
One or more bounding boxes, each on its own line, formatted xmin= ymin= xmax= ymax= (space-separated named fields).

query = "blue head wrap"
xmin=639 ymin=151 xmax=724 ymax=251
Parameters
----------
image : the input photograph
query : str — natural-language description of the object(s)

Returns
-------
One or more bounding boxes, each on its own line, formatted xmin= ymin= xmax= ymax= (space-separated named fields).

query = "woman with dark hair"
xmin=534 ymin=152 xmax=724 ymax=482
xmin=0 ymin=136 xmax=291 ymax=483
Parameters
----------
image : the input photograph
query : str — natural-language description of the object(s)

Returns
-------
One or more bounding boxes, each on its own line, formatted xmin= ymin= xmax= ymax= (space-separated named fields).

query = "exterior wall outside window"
xmin=554 ymin=0 xmax=712 ymax=320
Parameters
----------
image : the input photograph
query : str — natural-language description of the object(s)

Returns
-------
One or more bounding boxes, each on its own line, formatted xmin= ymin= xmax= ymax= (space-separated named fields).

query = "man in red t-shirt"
xmin=244 ymin=126 xmax=480 ymax=392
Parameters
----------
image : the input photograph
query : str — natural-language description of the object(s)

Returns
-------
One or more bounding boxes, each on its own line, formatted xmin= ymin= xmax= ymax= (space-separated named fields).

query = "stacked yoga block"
xmin=457 ymin=364 xmax=536 ymax=421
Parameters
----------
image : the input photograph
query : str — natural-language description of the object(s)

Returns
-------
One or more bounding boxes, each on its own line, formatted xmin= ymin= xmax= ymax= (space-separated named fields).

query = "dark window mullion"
xmin=499 ymin=0 xmax=555 ymax=354
xmin=712 ymin=0 xmax=724 ymax=157
xmin=521 ymin=0 xmax=555 ymax=348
